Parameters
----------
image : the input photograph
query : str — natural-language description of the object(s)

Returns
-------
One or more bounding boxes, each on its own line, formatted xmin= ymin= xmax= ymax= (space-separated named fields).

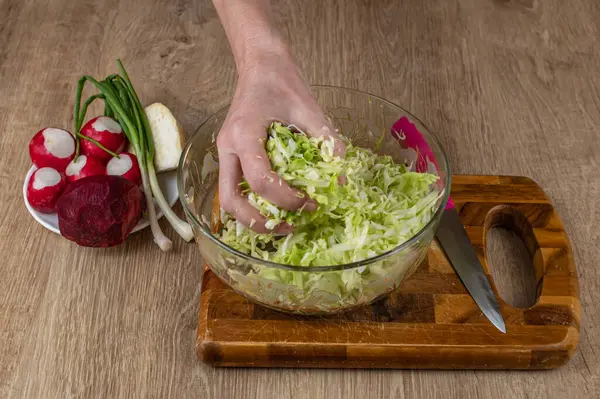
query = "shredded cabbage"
xmin=216 ymin=122 xmax=442 ymax=312
xmin=221 ymin=122 xmax=440 ymax=266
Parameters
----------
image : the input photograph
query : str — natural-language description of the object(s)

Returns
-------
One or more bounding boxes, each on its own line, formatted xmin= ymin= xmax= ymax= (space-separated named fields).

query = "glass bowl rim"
xmin=177 ymin=85 xmax=451 ymax=272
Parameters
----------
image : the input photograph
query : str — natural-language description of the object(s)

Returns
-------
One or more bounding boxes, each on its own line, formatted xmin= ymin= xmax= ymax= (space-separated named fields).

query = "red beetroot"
xmin=57 ymin=175 xmax=144 ymax=247
xmin=80 ymin=116 xmax=127 ymax=163
xmin=29 ymin=128 xmax=76 ymax=172
xmin=65 ymin=155 xmax=106 ymax=183
xmin=27 ymin=167 xmax=67 ymax=213
xmin=106 ymin=152 xmax=141 ymax=185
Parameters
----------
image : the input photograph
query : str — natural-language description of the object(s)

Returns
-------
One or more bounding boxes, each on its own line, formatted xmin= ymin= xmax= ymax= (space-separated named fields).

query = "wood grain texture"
xmin=198 ymin=176 xmax=580 ymax=370
xmin=0 ymin=0 xmax=599 ymax=398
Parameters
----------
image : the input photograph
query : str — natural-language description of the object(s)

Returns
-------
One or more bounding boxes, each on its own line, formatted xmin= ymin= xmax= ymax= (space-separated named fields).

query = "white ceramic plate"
xmin=23 ymin=166 xmax=179 ymax=235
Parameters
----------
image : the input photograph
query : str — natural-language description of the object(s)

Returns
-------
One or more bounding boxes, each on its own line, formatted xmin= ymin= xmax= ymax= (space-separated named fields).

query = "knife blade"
xmin=435 ymin=207 xmax=506 ymax=333
xmin=391 ymin=116 xmax=506 ymax=333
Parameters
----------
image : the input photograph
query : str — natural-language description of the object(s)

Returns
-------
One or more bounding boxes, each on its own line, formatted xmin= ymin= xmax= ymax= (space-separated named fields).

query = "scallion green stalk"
xmin=116 ymin=60 xmax=193 ymax=242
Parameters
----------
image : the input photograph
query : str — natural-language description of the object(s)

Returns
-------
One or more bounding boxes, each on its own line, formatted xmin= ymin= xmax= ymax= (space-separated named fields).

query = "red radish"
xmin=27 ymin=167 xmax=67 ymax=213
xmin=80 ymin=116 xmax=127 ymax=162
xmin=29 ymin=128 xmax=76 ymax=172
xmin=65 ymin=155 xmax=106 ymax=183
xmin=57 ymin=175 xmax=144 ymax=247
xmin=106 ymin=152 xmax=141 ymax=185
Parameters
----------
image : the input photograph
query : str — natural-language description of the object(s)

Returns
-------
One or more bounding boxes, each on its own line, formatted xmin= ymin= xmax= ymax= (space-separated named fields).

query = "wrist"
xmin=237 ymin=35 xmax=295 ymax=77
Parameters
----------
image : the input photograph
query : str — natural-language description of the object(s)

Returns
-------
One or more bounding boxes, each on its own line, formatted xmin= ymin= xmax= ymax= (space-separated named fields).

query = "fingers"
xmin=218 ymin=151 xmax=293 ymax=234
xmin=294 ymin=108 xmax=347 ymax=186
xmin=238 ymin=141 xmax=317 ymax=212
xmin=297 ymin=111 xmax=347 ymax=158
xmin=313 ymin=123 xmax=347 ymax=158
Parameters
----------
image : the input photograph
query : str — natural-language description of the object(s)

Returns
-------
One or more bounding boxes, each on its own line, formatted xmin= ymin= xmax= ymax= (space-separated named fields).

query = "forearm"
xmin=212 ymin=0 xmax=292 ymax=74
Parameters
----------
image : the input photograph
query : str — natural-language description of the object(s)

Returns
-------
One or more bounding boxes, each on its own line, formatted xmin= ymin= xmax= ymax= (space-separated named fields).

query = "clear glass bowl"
xmin=178 ymin=86 xmax=450 ymax=315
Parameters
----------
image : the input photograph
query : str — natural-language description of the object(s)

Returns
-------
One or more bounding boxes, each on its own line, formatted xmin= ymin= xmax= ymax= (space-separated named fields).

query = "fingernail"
xmin=303 ymin=200 xmax=318 ymax=212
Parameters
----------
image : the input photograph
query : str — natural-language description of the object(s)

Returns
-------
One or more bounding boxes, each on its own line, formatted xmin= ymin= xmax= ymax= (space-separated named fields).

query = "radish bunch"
xmin=26 ymin=118 xmax=142 ymax=214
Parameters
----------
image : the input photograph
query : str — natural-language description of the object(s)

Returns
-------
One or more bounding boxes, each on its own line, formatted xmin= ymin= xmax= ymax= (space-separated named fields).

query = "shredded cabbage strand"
xmin=220 ymin=122 xmax=441 ymax=268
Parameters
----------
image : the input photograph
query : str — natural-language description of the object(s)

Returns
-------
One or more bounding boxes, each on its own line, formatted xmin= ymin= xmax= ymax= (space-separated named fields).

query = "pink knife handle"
xmin=391 ymin=117 xmax=454 ymax=210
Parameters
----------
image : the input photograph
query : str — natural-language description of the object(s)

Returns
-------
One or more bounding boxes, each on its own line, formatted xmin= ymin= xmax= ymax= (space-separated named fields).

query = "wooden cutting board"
xmin=196 ymin=175 xmax=579 ymax=369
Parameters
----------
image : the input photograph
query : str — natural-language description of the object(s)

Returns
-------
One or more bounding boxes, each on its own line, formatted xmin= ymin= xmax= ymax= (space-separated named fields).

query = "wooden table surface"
xmin=1 ymin=0 xmax=598 ymax=398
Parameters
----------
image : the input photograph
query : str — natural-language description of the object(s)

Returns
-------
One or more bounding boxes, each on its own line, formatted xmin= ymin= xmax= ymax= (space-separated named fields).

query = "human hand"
xmin=217 ymin=53 xmax=345 ymax=233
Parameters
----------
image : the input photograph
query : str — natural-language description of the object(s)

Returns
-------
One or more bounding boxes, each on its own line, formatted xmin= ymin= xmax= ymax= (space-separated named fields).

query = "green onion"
xmin=116 ymin=60 xmax=193 ymax=242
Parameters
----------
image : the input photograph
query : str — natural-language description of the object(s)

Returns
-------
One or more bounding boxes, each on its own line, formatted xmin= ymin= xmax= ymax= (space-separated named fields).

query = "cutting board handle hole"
xmin=484 ymin=205 xmax=540 ymax=308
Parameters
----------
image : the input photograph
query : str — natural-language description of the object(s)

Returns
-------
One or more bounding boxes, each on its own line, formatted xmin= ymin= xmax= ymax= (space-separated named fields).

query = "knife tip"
xmin=491 ymin=316 xmax=507 ymax=334
xmin=483 ymin=308 xmax=507 ymax=334
xmin=497 ymin=323 xmax=507 ymax=334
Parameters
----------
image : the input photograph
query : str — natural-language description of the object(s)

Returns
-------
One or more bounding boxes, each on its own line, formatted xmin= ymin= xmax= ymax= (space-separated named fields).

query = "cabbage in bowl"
xmin=215 ymin=122 xmax=441 ymax=312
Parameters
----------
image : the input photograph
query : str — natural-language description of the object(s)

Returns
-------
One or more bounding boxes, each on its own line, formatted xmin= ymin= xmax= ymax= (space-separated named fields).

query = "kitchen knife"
xmin=392 ymin=117 xmax=506 ymax=333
